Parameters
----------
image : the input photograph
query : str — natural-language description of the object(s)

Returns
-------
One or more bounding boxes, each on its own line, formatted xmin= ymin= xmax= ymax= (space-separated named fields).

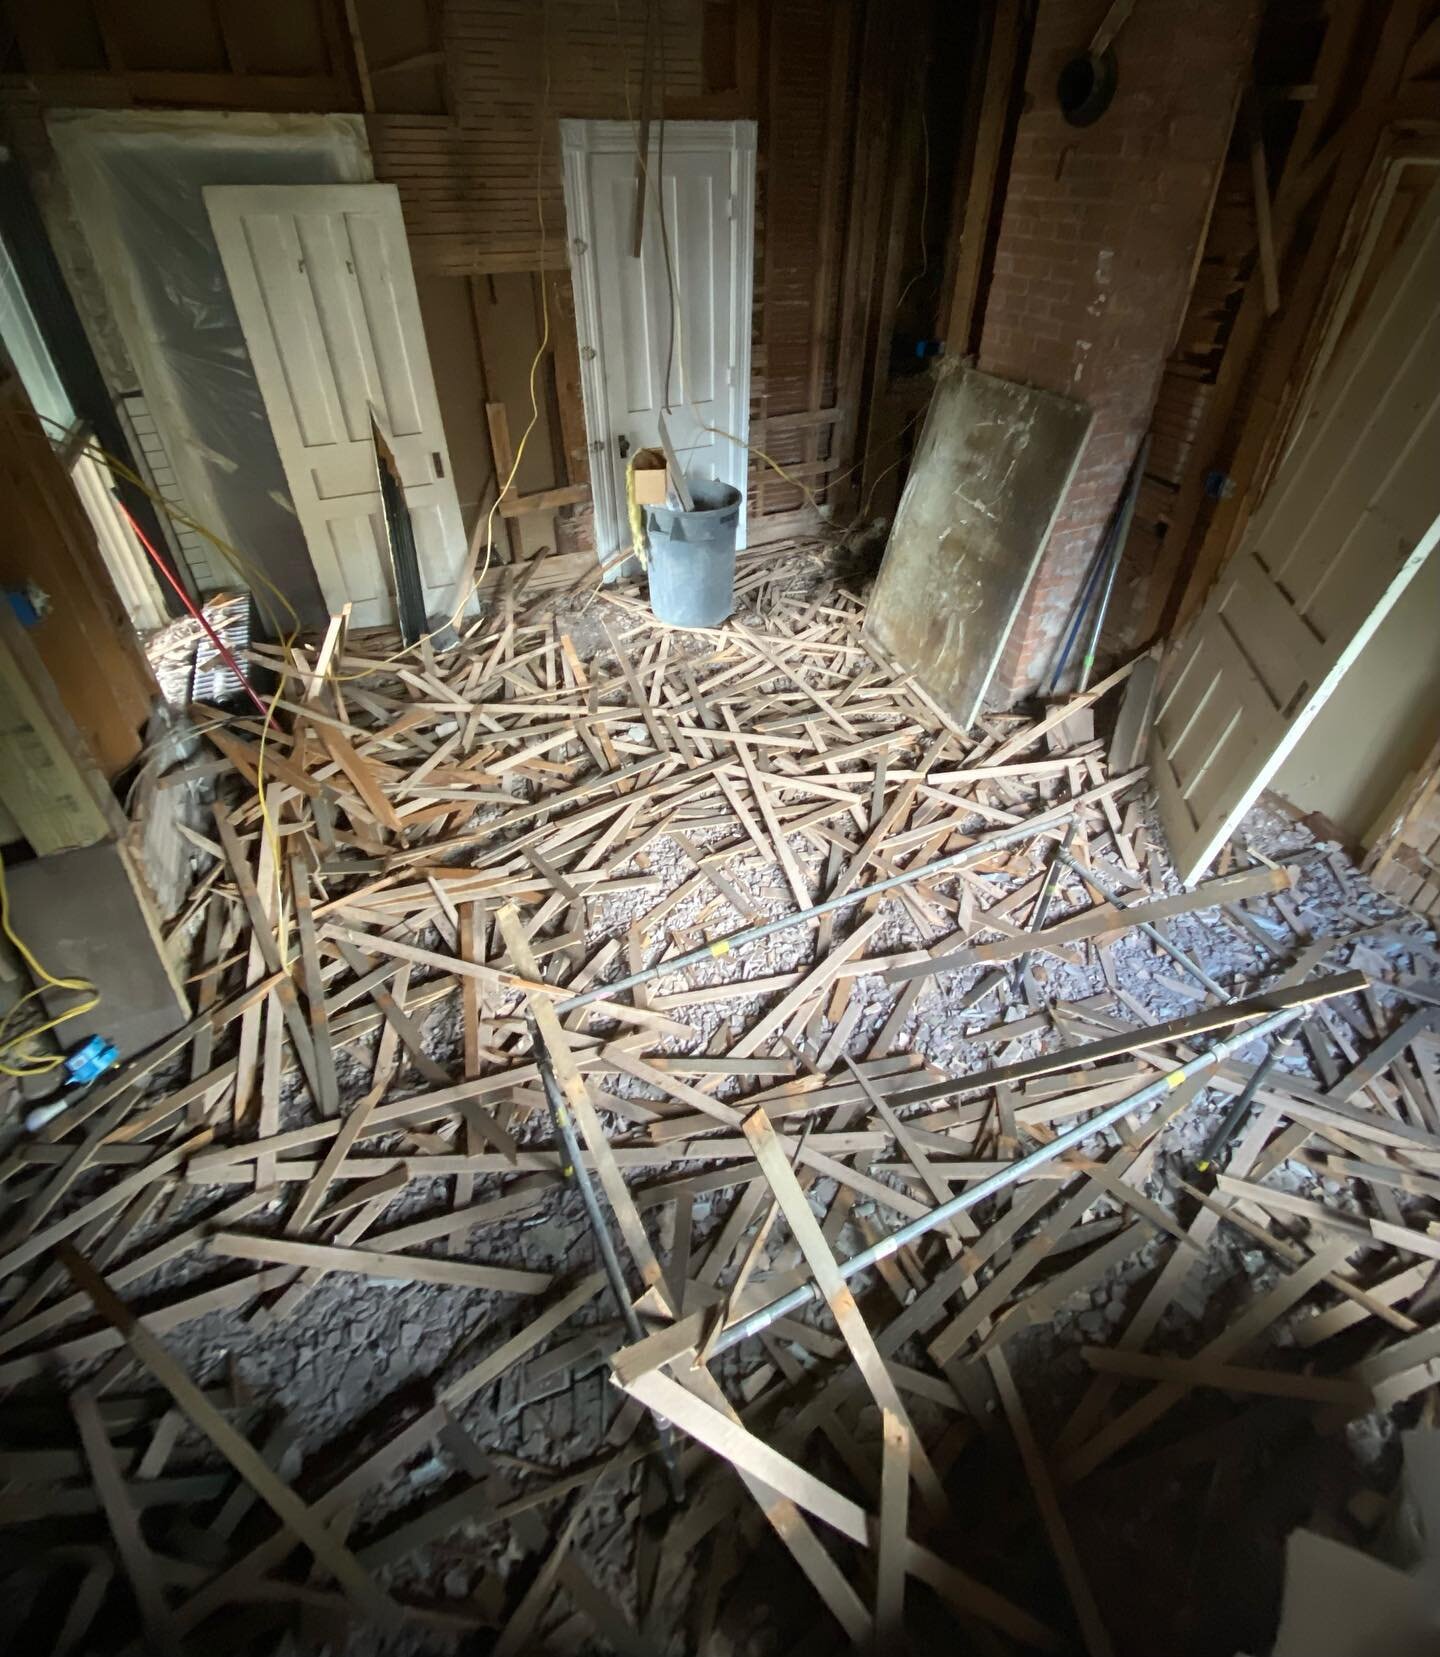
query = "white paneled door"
xmin=205 ymin=183 xmax=465 ymax=627
xmin=560 ymin=120 xmax=755 ymax=571
xmin=1151 ymin=169 xmax=1440 ymax=883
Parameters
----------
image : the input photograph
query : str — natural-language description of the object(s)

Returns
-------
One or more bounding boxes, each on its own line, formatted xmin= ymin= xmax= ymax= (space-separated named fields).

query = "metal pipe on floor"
xmin=1013 ymin=820 xmax=1077 ymax=986
xmin=1055 ymin=847 xmax=1228 ymax=1000
xmin=1078 ymin=434 xmax=1150 ymax=693
xmin=1196 ymin=1043 xmax=1284 ymax=1173
xmin=532 ymin=1019 xmax=685 ymax=1502
xmin=707 ymin=997 xmax=1330 ymax=1357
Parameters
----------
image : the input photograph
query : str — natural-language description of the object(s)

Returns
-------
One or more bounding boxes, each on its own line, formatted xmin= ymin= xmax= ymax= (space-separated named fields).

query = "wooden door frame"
xmin=558 ymin=117 xmax=757 ymax=570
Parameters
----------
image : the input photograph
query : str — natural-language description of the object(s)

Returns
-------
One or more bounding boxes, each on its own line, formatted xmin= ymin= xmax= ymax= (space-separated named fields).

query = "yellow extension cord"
xmin=0 ymin=846 xmax=99 ymax=1078
xmin=12 ymin=1 xmax=922 ymax=1012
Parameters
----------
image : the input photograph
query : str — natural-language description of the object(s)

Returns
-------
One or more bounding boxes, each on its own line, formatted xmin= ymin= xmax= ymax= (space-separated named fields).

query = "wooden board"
xmin=865 ymin=365 xmax=1092 ymax=729
xmin=1365 ymin=733 xmax=1440 ymax=920
xmin=0 ymin=600 xmax=124 ymax=854
xmin=0 ymin=376 xmax=156 ymax=778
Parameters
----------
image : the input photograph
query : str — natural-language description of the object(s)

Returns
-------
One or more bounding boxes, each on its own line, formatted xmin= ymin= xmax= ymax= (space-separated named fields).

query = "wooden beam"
xmin=943 ymin=0 xmax=1028 ymax=358
xmin=495 ymin=481 xmax=591 ymax=518
xmin=59 ymin=1245 xmax=400 ymax=1627
xmin=1246 ymin=92 xmax=1281 ymax=316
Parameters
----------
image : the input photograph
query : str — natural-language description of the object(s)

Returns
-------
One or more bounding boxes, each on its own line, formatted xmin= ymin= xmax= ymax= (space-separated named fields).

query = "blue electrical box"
xmin=64 ymin=1036 xmax=119 ymax=1087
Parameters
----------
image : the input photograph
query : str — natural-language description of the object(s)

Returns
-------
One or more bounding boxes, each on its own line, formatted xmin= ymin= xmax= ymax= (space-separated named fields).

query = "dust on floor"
xmin=4 ymin=551 xmax=1438 ymax=1657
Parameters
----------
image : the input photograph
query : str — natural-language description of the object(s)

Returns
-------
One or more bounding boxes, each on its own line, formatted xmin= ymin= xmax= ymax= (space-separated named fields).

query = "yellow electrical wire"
xmin=18 ymin=0 xmax=915 ymax=1010
xmin=0 ymin=846 xmax=99 ymax=1077
xmin=311 ymin=0 xmax=555 ymax=686
xmin=31 ymin=410 xmax=301 ymax=958
xmin=34 ymin=8 xmax=561 ymax=952
xmin=113 ymin=442 xmax=297 ymax=958
xmin=893 ymin=103 xmax=931 ymax=317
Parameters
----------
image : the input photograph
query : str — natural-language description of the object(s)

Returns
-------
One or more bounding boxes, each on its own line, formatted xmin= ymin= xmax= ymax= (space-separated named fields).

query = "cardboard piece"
xmin=631 ymin=448 xmax=669 ymax=506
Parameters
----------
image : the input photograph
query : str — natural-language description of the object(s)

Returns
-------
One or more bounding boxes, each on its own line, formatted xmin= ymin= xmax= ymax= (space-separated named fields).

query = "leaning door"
xmin=1151 ymin=176 xmax=1440 ymax=884
xmin=561 ymin=120 xmax=755 ymax=570
xmin=205 ymin=183 xmax=465 ymax=627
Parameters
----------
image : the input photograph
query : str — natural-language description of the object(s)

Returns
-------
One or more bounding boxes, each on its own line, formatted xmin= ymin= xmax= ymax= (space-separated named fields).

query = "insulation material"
xmin=46 ymin=112 xmax=373 ymax=624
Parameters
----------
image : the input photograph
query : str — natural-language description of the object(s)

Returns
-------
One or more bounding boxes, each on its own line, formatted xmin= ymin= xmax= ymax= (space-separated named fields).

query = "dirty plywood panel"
xmin=5 ymin=838 xmax=188 ymax=1059
xmin=865 ymin=365 xmax=1092 ymax=729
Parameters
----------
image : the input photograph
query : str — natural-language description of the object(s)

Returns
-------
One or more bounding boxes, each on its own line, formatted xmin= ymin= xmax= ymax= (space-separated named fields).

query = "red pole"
xmin=115 ymin=500 xmax=268 ymax=717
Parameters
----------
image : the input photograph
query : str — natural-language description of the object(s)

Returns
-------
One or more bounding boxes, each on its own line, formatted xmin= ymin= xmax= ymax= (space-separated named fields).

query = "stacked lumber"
xmin=3 ymin=566 xmax=1440 ymax=1654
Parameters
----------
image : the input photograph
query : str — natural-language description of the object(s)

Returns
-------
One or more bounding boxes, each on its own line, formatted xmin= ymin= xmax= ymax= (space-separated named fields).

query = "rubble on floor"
xmin=145 ymin=592 xmax=254 ymax=709
xmin=3 ymin=552 xmax=1440 ymax=1656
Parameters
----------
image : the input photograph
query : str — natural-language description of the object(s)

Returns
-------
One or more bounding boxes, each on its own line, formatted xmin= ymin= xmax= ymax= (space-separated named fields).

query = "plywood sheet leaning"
xmin=865 ymin=364 xmax=1093 ymax=729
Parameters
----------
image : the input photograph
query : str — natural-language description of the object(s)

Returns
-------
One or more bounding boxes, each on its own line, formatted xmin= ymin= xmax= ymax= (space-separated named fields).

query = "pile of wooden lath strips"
xmin=4 ymin=566 xmax=1440 ymax=1656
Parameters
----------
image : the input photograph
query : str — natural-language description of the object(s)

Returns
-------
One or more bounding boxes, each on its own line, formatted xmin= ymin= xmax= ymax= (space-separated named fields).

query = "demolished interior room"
xmin=1 ymin=1 xmax=1439 ymax=1653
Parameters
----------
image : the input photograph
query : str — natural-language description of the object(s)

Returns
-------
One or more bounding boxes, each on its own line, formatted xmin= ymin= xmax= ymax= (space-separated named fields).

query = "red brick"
xmin=976 ymin=0 xmax=1260 ymax=703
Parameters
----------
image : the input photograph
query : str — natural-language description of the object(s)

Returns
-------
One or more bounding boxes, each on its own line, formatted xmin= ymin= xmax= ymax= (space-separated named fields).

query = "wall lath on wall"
xmin=1142 ymin=0 xmax=1440 ymax=642
xmin=0 ymin=0 xmax=360 ymax=109
xmin=369 ymin=1 xmax=711 ymax=276
xmin=0 ymin=0 xmax=967 ymax=593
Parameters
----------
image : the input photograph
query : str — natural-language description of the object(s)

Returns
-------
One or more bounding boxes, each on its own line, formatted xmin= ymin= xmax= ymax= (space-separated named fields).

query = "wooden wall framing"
xmin=0 ymin=0 xmax=962 ymax=581
xmin=1366 ymin=735 xmax=1440 ymax=923
xmin=1138 ymin=0 xmax=1440 ymax=644
xmin=369 ymin=1 xmax=719 ymax=276
xmin=372 ymin=0 xmax=888 ymax=558
xmin=0 ymin=0 xmax=361 ymax=111
xmin=0 ymin=366 xmax=155 ymax=780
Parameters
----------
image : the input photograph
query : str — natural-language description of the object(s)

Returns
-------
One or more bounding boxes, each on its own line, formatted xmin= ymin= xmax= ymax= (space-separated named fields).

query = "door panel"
xmin=205 ymin=183 xmax=465 ymax=627
xmin=1220 ymin=552 xmax=1323 ymax=715
xmin=1152 ymin=173 xmax=1440 ymax=882
xmin=561 ymin=121 xmax=755 ymax=570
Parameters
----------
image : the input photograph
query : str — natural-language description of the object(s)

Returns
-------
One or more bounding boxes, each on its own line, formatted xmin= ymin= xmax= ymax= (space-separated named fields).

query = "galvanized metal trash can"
xmin=643 ymin=479 xmax=741 ymax=627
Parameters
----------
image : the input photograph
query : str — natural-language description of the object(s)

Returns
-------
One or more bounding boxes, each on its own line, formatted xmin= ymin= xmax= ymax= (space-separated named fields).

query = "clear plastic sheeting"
xmin=47 ymin=112 xmax=372 ymax=626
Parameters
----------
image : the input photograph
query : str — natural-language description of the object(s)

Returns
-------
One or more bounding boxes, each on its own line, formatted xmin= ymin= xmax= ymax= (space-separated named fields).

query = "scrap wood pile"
xmin=4 ymin=569 xmax=1440 ymax=1655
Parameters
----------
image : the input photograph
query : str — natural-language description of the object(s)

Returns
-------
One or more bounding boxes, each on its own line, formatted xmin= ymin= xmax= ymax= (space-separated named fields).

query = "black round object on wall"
xmin=1058 ymin=49 xmax=1118 ymax=127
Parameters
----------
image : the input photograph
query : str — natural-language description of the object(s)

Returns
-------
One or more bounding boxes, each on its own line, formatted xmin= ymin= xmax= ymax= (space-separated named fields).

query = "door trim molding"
xmin=559 ymin=117 xmax=757 ymax=572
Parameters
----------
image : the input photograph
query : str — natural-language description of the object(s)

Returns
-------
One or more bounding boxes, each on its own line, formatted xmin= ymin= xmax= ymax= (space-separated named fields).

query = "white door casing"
xmin=205 ymin=183 xmax=465 ymax=627
xmin=560 ymin=119 xmax=755 ymax=571
xmin=1151 ymin=170 xmax=1440 ymax=884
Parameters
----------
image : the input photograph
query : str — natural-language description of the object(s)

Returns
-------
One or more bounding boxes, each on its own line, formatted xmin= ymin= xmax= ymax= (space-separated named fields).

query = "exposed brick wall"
xmin=978 ymin=0 xmax=1260 ymax=703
